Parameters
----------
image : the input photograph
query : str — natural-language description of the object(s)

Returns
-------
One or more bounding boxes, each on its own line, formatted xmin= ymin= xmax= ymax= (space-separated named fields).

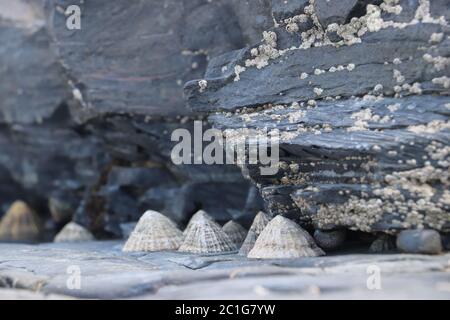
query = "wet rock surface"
xmin=0 ymin=241 xmax=449 ymax=299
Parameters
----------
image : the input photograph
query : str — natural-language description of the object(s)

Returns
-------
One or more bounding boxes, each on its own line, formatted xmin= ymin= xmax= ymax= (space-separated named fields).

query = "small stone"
xmin=396 ymin=230 xmax=442 ymax=255
xmin=314 ymin=229 xmax=346 ymax=251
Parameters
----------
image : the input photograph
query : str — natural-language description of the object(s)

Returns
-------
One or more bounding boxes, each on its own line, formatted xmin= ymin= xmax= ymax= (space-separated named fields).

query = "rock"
xmin=369 ymin=234 xmax=396 ymax=253
xmin=0 ymin=0 xmax=67 ymax=125
xmin=186 ymin=0 xmax=450 ymax=236
xmin=271 ymin=0 xmax=310 ymax=22
xmin=314 ymin=229 xmax=347 ymax=251
xmin=0 ymin=241 xmax=449 ymax=299
xmin=48 ymin=191 xmax=78 ymax=225
xmin=0 ymin=0 xmax=258 ymax=239
xmin=314 ymin=0 xmax=359 ymax=28
xmin=397 ymin=230 xmax=443 ymax=255
xmin=186 ymin=24 xmax=449 ymax=112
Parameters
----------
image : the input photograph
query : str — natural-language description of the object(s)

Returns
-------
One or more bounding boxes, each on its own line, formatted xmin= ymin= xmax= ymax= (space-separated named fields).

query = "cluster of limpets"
xmin=122 ymin=210 xmax=324 ymax=259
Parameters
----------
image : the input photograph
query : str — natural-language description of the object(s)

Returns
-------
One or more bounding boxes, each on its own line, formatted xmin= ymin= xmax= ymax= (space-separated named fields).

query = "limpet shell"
xmin=0 ymin=201 xmax=42 ymax=243
xmin=123 ymin=210 xmax=183 ymax=252
xmin=248 ymin=215 xmax=325 ymax=259
xmin=179 ymin=215 xmax=237 ymax=254
xmin=54 ymin=222 xmax=95 ymax=243
xmin=238 ymin=211 xmax=270 ymax=255
xmin=222 ymin=221 xmax=247 ymax=247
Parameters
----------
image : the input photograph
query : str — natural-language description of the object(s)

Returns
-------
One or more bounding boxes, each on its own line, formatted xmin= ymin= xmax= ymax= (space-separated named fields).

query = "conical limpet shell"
xmin=238 ymin=211 xmax=270 ymax=256
xmin=183 ymin=210 xmax=214 ymax=236
xmin=179 ymin=215 xmax=237 ymax=254
xmin=222 ymin=221 xmax=247 ymax=247
xmin=0 ymin=201 xmax=42 ymax=243
xmin=54 ymin=222 xmax=95 ymax=243
xmin=248 ymin=215 xmax=325 ymax=259
xmin=123 ymin=210 xmax=183 ymax=252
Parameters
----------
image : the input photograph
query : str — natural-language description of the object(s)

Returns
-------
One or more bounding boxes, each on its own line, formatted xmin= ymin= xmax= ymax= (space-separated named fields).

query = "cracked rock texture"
xmin=0 ymin=0 xmax=270 ymax=238
xmin=0 ymin=241 xmax=449 ymax=299
xmin=185 ymin=0 xmax=450 ymax=236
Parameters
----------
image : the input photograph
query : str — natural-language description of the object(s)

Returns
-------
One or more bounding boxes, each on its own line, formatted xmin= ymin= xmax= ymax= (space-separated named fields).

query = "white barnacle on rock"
xmin=429 ymin=33 xmax=444 ymax=44
xmin=432 ymin=76 xmax=450 ymax=89
xmin=198 ymin=79 xmax=208 ymax=93
xmin=234 ymin=65 xmax=246 ymax=82
xmin=300 ymin=72 xmax=309 ymax=79
xmin=415 ymin=0 xmax=447 ymax=25
xmin=409 ymin=82 xmax=422 ymax=94
xmin=374 ymin=84 xmax=383 ymax=93
xmin=408 ymin=120 xmax=450 ymax=134
xmin=347 ymin=63 xmax=355 ymax=71
xmin=387 ymin=103 xmax=400 ymax=112
xmin=245 ymin=30 xmax=281 ymax=69
xmin=423 ymin=54 xmax=450 ymax=71
xmin=313 ymin=87 xmax=323 ymax=96
xmin=307 ymin=100 xmax=317 ymax=107
xmin=380 ymin=0 xmax=403 ymax=15
xmin=286 ymin=22 xmax=299 ymax=33
xmin=393 ymin=69 xmax=405 ymax=83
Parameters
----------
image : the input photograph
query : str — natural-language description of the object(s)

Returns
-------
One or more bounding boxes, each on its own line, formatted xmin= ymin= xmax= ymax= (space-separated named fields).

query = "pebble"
xmin=314 ymin=229 xmax=347 ymax=251
xmin=396 ymin=230 xmax=442 ymax=255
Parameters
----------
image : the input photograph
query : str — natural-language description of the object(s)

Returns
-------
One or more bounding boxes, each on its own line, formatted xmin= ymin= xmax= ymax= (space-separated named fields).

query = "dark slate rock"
xmin=208 ymin=94 xmax=450 ymax=233
xmin=0 ymin=3 xmax=67 ymax=125
xmin=190 ymin=0 xmax=449 ymax=236
xmin=0 ymin=0 xmax=261 ymax=239
xmin=442 ymin=233 xmax=450 ymax=251
xmin=186 ymin=23 xmax=450 ymax=113
xmin=271 ymin=0 xmax=310 ymax=21
xmin=397 ymin=230 xmax=443 ymax=255
xmin=314 ymin=229 xmax=347 ymax=251
xmin=228 ymin=0 xmax=274 ymax=46
xmin=44 ymin=0 xmax=247 ymax=121
xmin=314 ymin=0 xmax=359 ymax=28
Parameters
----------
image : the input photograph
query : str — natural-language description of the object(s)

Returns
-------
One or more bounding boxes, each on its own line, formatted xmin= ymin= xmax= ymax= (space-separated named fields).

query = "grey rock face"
xmin=0 ymin=0 xmax=268 ymax=238
xmin=314 ymin=0 xmax=360 ymax=28
xmin=185 ymin=0 xmax=450 ymax=236
xmin=397 ymin=230 xmax=443 ymax=255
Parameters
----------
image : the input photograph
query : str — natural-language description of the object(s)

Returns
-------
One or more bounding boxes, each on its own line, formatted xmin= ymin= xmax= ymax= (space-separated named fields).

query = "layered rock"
xmin=185 ymin=0 xmax=450 ymax=236
xmin=0 ymin=0 xmax=268 ymax=239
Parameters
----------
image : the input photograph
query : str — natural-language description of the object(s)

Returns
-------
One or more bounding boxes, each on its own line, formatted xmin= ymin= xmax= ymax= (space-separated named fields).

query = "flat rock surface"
xmin=0 ymin=241 xmax=448 ymax=299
